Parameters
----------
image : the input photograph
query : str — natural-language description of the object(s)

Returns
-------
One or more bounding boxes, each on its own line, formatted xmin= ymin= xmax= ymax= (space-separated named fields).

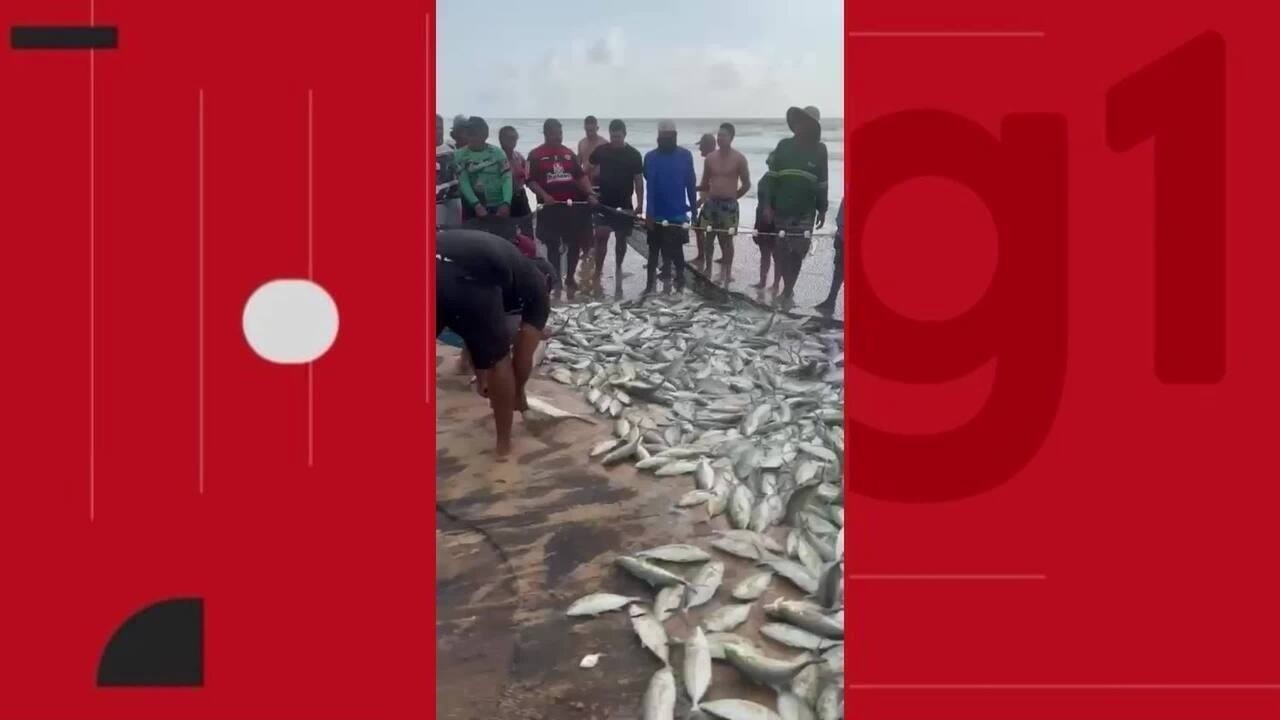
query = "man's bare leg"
xmin=754 ymin=241 xmax=772 ymax=289
xmin=511 ymin=324 xmax=541 ymax=413
xmin=591 ymin=226 xmax=611 ymax=288
xmin=476 ymin=355 xmax=516 ymax=457
xmin=717 ymin=232 xmax=734 ymax=285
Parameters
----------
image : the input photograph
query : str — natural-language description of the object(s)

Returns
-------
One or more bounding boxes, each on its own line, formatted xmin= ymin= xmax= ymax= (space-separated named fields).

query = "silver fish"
xmin=602 ymin=428 xmax=642 ymax=465
xmin=764 ymin=599 xmax=843 ymax=640
xmin=702 ymin=698 xmax=783 ymax=720
xmin=695 ymin=459 xmax=716 ymax=490
xmin=590 ymin=438 xmax=623 ymax=457
xmin=796 ymin=535 xmax=824 ymax=578
xmin=816 ymin=684 xmax=840 ymax=720
xmin=760 ymin=623 xmax=842 ymax=651
xmin=615 ymin=417 xmax=632 ymax=438
xmin=637 ymin=544 xmax=712 ymax=563
xmin=730 ymin=484 xmax=756 ymax=529
xmin=616 ymin=556 xmax=688 ymax=588
xmin=642 ymin=667 xmax=677 ymax=720
xmin=776 ymin=691 xmax=817 ymax=720
xmin=678 ymin=489 xmax=716 ymax=508
xmin=799 ymin=512 xmax=838 ymax=536
xmin=791 ymin=664 xmax=821 ymax=710
xmin=630 ymin=605 xmax=671 ymax=665
xmin=731 ymin=571 xmax=775 ymax=600
xmin=636 ymin=455 xmax=675 ymax=470
xmin=815 ymin=561 xmax=843 ymax=610
xmin=797 ymin=443 xmax=837 ymax=464
xmin=566 ymin=592 xmax=643 ymax=617
xmin=703 ymin=602 xmax=753 ymax=633
xmin=718 ymin=529 xmax=785 ymax=554
xmin=712 ymin=537 xmax=762 ymax=561
xmin=655 ymin=460 xmax=700 ymax=477
xmin=685 ymin=561 xmax=724 ymax=609
xmin=654 ymin=585 xmax=684 ymax=622
xmin=821 ymin=645 xmax=843 ymax=676
xmin=525 ymin=396 xmax=595 ymax=423
xmin=723 ymin=645 xmax=825 ymax=687
xmin=684 ymin=627 xmax=712 ymax=710
xmin=759 ymin=557 xmax=819 ymax=594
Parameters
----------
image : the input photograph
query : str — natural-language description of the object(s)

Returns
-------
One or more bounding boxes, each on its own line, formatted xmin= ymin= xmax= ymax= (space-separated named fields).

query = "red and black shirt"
xmin=526 ymin=144 xmax=586 ymax=203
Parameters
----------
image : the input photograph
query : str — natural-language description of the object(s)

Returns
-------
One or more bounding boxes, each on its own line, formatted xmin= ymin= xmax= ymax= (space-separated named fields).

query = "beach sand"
xmin=435 ymin=342 xmax=829 ymax=719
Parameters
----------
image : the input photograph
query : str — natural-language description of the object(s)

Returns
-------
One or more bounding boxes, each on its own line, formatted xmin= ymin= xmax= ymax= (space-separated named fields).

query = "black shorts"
xmin=536 ymin=203 xmax=593 ymax=246
xmin=510 ymin=188 xmax=532 ymax=218
xmin=594 ymin=207 xmax=636 ymax=237
xmin=436 ymin=260 xmax=510 ymax=371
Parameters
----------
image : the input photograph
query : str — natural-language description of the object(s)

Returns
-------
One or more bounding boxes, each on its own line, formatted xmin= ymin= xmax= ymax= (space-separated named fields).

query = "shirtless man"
xmin=697 ymin=123 xmax=750 ymax=284
xmin=577 ymin=115 xmax=609 ymax=189
xmin=689 ymin=133 xmax=719 ymax=269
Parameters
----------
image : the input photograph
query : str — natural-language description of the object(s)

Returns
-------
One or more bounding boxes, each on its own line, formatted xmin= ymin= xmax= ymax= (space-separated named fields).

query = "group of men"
xmin=435 ymin=107 xmax=838 ymax=306
xmin=434 ymin=107 xmax=843 ymax=455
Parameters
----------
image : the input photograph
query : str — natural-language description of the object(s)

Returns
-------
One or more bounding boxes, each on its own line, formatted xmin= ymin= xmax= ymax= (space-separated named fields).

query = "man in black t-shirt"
xmin=588 ymin=119 xmax=645 ymax=293
xmin=436 ymin=229 xmax=551 ymax=457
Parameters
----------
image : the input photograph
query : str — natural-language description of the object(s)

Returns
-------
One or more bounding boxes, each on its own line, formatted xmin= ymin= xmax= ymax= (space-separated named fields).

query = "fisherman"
xmin=751 ymin=156 xmax=780 ymax=295
xmin=588 ymin=119 xmax=645 ymax=293
xmin=578 ymin=115 xmax=609 ymax=189
xmin=527 ymin=118 xmax=598 ymax=295
xmin=448 ymin=114 xmax=469 ymax=150
xmin=499 ymin=125 xmax=534 ymax=238
xmin=436 ymin=229 xmax=553 ymax=457
xmin=697 ymin=122 xmax=751 ymax=285
xmin=814 ymin=195 xmax=845 ymax=314
xmin=760 ymin=105 xmax=828 ymax=308
xmin=642 ymin=119 xmax=698 ymax=295
xmin=435 ymin=114 xmax=462 ymax=229
xmin=456 ymin=116 xmax=514 ymax=239
xmin=689 ymin=132 xmax=719 ymax=270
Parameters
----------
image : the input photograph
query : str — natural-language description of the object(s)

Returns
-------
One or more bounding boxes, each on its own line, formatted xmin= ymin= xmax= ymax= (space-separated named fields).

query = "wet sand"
xmin=435 ymin=343 xmax=826 ymax=720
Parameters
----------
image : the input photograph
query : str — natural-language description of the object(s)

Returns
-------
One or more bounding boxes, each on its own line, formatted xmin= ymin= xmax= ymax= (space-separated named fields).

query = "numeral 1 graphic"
xmin=1107 ymin=31 xmax=1227 ymax=384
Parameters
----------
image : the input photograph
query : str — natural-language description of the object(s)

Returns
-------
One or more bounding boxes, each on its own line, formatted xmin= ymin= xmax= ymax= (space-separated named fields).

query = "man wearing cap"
xmin=689 ymin=132 xmax=719 ymax=271
xmin=436 ymin=229 xmax=555 ymax=457
xmin=760 ymin=105 xmax=829 ymax=306
xmin=642 ymin=119 xmax=698 ymax=294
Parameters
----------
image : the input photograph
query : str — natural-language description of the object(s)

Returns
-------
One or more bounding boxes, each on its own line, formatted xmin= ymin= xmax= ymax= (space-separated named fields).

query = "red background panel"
xmin=847 ymin=1 xmax=1280 ymax=718
xmin=0 ymin=1 xmax=434 ymax=718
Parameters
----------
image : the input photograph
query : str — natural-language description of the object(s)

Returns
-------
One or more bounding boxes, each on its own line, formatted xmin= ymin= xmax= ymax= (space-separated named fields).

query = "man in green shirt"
xmin=456 ymin=116 xmax=515 ymax=239
xmin=760 ymin=105 xmax=828 ymax=307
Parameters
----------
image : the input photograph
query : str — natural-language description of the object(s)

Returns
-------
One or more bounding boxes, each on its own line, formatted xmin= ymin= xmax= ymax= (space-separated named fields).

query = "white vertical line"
xmin=307 ymin=89 xmax=314 ymax=468
xmin=89 ymin=0 xmax=96 ymax=521
xmin=198 ymin=89 xmax=205 ymax=494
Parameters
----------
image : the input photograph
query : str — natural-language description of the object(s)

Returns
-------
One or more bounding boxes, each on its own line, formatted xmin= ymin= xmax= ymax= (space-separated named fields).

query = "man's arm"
xmin=457 ymin=154 xmax=480 ymax=208
xmin=816 ymin=144 xmax=830 ymax=215
xmin=737 ymin=153 xmax=751 ymax=199
xmin=685 ymin=153 xmax=698 ymax=215
xmin=633 ymin=174 xmax=645 ymax=216
xmin=500 ymin=156 xmax=514 ymax=207
xmin=573 ymin=155 xmax=596 ymax=201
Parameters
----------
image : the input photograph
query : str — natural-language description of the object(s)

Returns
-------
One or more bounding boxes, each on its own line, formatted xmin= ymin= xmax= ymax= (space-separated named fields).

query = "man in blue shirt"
xmin=642 ymin=119 xmax=698 ymax=294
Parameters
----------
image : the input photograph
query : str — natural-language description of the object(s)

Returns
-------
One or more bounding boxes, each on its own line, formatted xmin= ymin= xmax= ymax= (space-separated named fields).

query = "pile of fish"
xmin=544 ymin=297 xmax=846 ymax=720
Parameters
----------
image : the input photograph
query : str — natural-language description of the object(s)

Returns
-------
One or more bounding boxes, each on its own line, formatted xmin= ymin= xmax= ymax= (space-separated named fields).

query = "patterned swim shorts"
xmin=698 ymin=197 xmax=740 ymax=233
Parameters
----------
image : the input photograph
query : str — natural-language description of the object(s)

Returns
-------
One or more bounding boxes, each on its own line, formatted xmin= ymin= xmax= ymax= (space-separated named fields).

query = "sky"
xmin=436 ymin=0 xmax=843 ymax=119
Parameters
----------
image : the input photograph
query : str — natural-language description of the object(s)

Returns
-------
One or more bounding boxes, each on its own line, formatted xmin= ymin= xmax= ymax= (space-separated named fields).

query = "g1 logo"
xmin=851 ymin=31 xmax=1225 ymax=503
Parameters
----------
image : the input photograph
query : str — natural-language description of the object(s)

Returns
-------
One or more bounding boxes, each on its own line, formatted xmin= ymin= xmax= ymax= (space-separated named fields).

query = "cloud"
xmin=443 ymin=30 xmax=836 ymax=118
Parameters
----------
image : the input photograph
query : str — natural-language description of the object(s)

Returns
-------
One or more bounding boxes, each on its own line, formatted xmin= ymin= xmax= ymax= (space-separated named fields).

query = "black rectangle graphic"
xmin=10 ymin=26 xmax=118 ymax=50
